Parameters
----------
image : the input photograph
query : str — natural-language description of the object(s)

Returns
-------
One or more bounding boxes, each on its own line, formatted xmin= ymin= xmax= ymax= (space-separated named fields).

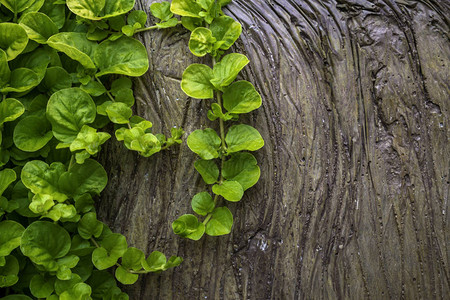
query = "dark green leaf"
xmin=19 ymin=12 xmax=58 ymax=43
xmin=105 ymin=102 xmax=132 ymax=124
xmin=59 ymin=159 xmax=108 ymax=196
xmin=13 ymin=116 xmax=53 ymax=152
xmin=0 ymin=98 xmax=24 ymax=125
xmin=194 ymin=159 xmax=219 ymax=184
xmin=78 ymin=212 xmax=103 ymax=240
xmin=121 ymin=247 xmax=144 ymax=271
xmin=0 ymin=255 xmax=19 ymax=288
xmin=205 ymin=207 xmax=233 ymax=236
xmin=191 ymin=191 xmax=215 ymax=216
xmin=80 ymin=81 xmax=106 ymax=96
xmin=29 ymin=274 xmax=55 ymax=298
xmin=0 ymin=23 xmax=28 ymax=61
xmin=92 ymin=233 xmax=127 ymax=270
xmin=42 ymin=67 xmax=72 ymax=93
xmin=0 ymin=220 xmax=24 ymax=257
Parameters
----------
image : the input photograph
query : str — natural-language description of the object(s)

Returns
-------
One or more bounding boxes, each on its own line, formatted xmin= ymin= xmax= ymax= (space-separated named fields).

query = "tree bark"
xmin=98 ymin=0 xmax=449 ymax=298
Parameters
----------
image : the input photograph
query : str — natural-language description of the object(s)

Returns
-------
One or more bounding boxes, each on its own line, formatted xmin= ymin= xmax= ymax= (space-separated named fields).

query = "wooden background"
xmin=98 ymin=0 xmax=449 ymax=298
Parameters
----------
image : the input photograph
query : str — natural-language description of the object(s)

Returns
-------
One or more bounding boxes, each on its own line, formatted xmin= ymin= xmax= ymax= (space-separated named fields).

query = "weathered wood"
xmin=98 ymin=0 xmax=449 ymax=298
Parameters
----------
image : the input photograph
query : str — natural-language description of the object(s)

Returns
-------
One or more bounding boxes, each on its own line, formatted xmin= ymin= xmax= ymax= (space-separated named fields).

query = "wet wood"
xmin=98 ymin=0 xmax=449 ymax=298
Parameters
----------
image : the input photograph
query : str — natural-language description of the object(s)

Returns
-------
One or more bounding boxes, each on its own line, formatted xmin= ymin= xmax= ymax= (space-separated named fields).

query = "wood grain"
xmin=98 ymin=0 xmax=449 ymax=298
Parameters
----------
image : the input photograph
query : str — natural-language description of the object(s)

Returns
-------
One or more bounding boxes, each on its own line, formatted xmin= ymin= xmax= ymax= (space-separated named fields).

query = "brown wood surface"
xmin=97 ymin=0 xmax=450 ymax=298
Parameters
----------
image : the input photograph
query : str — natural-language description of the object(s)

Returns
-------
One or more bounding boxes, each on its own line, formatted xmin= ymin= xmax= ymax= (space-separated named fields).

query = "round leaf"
xmin=223 ymin=152 xmax=260 ymax=191
xmin=0 ymin=255 xmax=19 ymax=288
xmin=172 ymin=214 xmax=205 ymax=240
xmin=0 ymin=23 xmax=28 ymax=61
xmin=29 ymin=274 xmax=55 ymax=298
xmin=121 ymin=247 xmax=144 ymax=271
xmin=0 ymin=220 xmax=25 ymax=256
xmin=210 ymin=53 xmax=249 ymax=89
xmin=187 ymin=128 xmax=221 ymax=160
xmin=170 ymin=0 xmax=202 ymax=18
xmin=191 ymin=192 xmax=215 ymax=216
xmin=19 ymin=12 xmax=58 ymax=44
xmin=20 ymin=221 xmax=71 ymax=270
xmin=0 ymin=98 xmax=24 ymax=125
xmin=143 ymin=250 xmax=166 ymax=271
xmin=105 ymin=102 xmax=132 ymax=124
xmin=223 ymin=81 xmax=262 ymax=114
xmin=0 ymin=168 xmax=16 ymax=197
xmin=189 ymin=27 xmax=215 ymax=57
xmin=59 ymin=282 xmax=92 ymax=300
xmin=181 ymin=63 xmax=214 ymax=99
xmin=66 ymin=0 xmax=105 ymax=20
xmin=92 ymin=233 xmax=127 ymax=270
xmin=205 ymin=207 xmax=233 ymax=236
xmin=225 ymin=124 xmax=264 ymax=153
xmin=13 ymin=116 xmax=53 ymax=152
xmin=212 ymin=180 xmax=243 ymax=202
xmin=210 ymin=16 xmax=242 ymax=51
xmin=47 ymin=88 xmax=96 ymax=143
xmin=150 ymin=1 xmax=173 ymax=21
xmin=47 ymin=33 xmax=98 ymax=69
xmin=59 ymin=159 xmax=108 ymax=197
xmin=94 ymin=36 xmax=149 ymax=77
xmin=78 ymin=212 xmax=103 ymax=240
xmin=0 ymin=68 xmax=40 ymax=93
xmin=42 ymin=67 xmax=72 ymax=94
xmin=194 ymin=159 xmax=219 ymax=184
xmin=115 ymin=266 xmax=138 ymax=285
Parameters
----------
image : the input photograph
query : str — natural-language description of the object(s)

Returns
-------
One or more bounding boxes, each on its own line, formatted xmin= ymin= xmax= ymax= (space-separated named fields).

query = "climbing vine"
xmin=0 ymin=0 xmax=262 ymax=298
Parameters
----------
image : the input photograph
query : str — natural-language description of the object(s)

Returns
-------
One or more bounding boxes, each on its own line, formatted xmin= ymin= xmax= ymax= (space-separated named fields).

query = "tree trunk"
xmin=97 ymin=0 xmax=449 ymax=298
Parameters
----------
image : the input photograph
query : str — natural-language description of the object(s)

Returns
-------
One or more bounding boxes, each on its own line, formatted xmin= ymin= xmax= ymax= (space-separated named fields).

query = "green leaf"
xmin=0 ymin=98 xmax=24 ymax=125
xmin=210 ymin=16 xmax=242 ymax=51
xmin=13 ymin=116 xmax=53 ymax=152
xmin=0 ymin=169 xmax=15 ymax=197
xmin=207 ymin=102 xmax=234 ymax=121
xmin=127 ymin=10 xmax=147 ymax=26
xmin=92 ymin=233 xmax=127 ymax=270
xmin=181 ymin=16 xmax=203 ymax=32
xmin=0 ymin=255 xmax=19 ymax=288
xmin=0 ymin=220 xmax=24 ymax=257
xmin=205 ymin=207 xmax=233 ymax=236
xmin=223 ymin=152 xmax=260 ymax=191
xmin=42 ymin=67 xmax=72 ymax=94
xmin=29 ymin=274 xmax=55 ymax=298
xmin=142 ymin=250 xmax=166 ymax=271
xmin=155 ymin=18 xmax=179 ymax=29
xmin=0 ymin=23 xmax=28 ymax=61
xmin=150 ymin=1 xmax=173 ymax=21
xmin=102 ymin=0 xmax=136 ymax=19
xmin=40 ymin=0 xmax=66 ymax=29
xmin=0 ymin=0 xmax=40 ymax=13
xmin=115 ymin=127 xmax=161 ymax=157
xmin=194 ymin=159 xmax=219 ymax=184
xmin=78 ymin=212 xmax=103 ymax=240
xmin=80 ymin=81 xmax=106 ymax=96
xmin=121 ymin=247 xmax=145 ymax=271
xmin=0 ymin=49 xmax=10 ymax=87
xmin=181 ymin=63 xmax=214 ymax=99
xmin=60 ymin=282 xmax=92 ymax=300
xmin=29 ymin=193 xmax=54 ymax=214
xmin=211 ymin=53 xmax=249 ymax=89
xmin=70 ymin=125 xmax=110 ymax=155
xmin=187 ymin=128 xmax=221 ymax=160
xmin=47 ymin=33 xmax=98 ymax=70
xmin=189 ymin=27 xmax=216 ymax=57
xmin=110 ymin=77 xmax=132 ymax=94
xmin=55 ymin=274 xmax=83 ymax=295
xmin=225 ymin=124 xmax=264 ymax=153
xmin=172 ymin=214 xmax=205 ymax=240
xmin=19 ymin=12 xmax=58 ymax=44
xmin=105 ymin=102 xmax=132 ymax=124
xmin=20 ymin=221 xmax=71 ymax=271
xmin=115 ymin=266 xmax=138 ymax=285
xmin=223 ymin=81 xmax=261 ymax=114
xmin=0 ymin=68 xmax=40 ymax=93
xmin=170 ymin=0 xmax=202 ymax=18
xmin=191 ymin=191 xmax=214 ymax=216
xmin=74 ymin=193 xmax=95 ymax=214
xmin=66 ymin=0 xmax=105 ymax=20
xmin=59 ymin=159 xmax=108 ymax=197
xmin=47 ymin=88 xmax=96 ymax=143
xmin=21 ymin=160 xmax=68 ymax=202
xmin=94 ymin=36 xmax=149 ymax=77
xmin=212 ymin=180 xmax=243 ymax=202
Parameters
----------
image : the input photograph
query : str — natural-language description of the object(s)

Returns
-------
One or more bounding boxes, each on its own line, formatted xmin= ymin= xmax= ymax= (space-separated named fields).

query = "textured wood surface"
xmin=98 ymin=0 xmax=450 ymax=298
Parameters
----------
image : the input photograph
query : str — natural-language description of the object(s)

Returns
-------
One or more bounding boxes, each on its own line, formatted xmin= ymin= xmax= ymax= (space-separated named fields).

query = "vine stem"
xmin=68 ymin=155 xmax=75 ymax=170
xmin=134 ymin=21 xmax=182 ymax=34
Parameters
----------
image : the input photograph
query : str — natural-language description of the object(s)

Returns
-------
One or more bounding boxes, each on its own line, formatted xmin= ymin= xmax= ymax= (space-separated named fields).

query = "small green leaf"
xmin=223 ymin=81 xmax=262 ymax=114
xmin=121 ymin=247 xmax=144 ymax=271
xmin=66 ymin=0 xmax=105 ymax=20
xmin=225 ymin=124 xmax=264 ymax=153
xmin=187 ymin=128 xmax=221 ymax=160
xmin=105 ymin=102 xmax=132 ymax=124
xmin=127 ymin=10 xmax=147 ymax=26
xmin=205 ymin=207 xmax=233 ymax=236
xmin=59 ymin=159 xmax=108 ymax=197
xmin=223 ymin=152 xmax=260 ymax=191
xmin=210 ymin=16 xmax=242 ymax=51
xmin=30 ymin=274 xmax=55 ymax=298
xmin=13 ymin=116 xmax=53 ymax=152
xmin=110 ymin=77 xmax=132 ymax=94
xmin=181 ymin=63 xmax=214 ymax=99
xmin=189 ymin=27 xmax=216 ymax=57
xmin=211 ymin=53 xmax=249 ymax=89
xmin=40 ymin=0 xmax=65 ymax=29
xmin=181 ymin=16 xmax=203 ymax=31
xmin=46 ymin=88 xmax=96 ymax=143
xmin=42 ymin=67 xmax=72 ymax=94
xmin=0 ymin=255 xmax=19 ymax=288
xmin=150 ymin=1 xmax=173 ymax=21
xmin=0 ymin=23 xmax=28 ymax=61
xmin=115 ymin=266 xmax=138 ymax=285
xmin=47 ymin=32 xmax=98 ymax=69
xmin=94 ymin=36 xmax=149 ymax=77
xmin=0 ymin=68 xmax=40 ymax=93
xmin=172 ymin=214 xmax=204 ymax=240
xmin=80 ymin=81 xmax=106 ymax=96
xmin=20 ymin=221 xmax=71 ymax=271
xmin=74 ymin=194 xmax=95 ymax=214
xmin=155 ymin=18 xmax=179 ymax=29
xmin=0 ymin=220 xmax=24 ymax=257
xmin=21 ymin=160 xmax=68 ymax=202
xmin=0 ymin=98 xmax=24 ymax=125
xmin=19 ymin=12 xmax=58 ymax=44
xmin=142 ymin=250 xmax=166 ymax=271
xmin=0 ymin=169 xmax=15 ymax=197
xmin=69 ymin=235 xmax=94 ymax=257
xmin=170 ymin=0 xmax=202 ymax=18
xmin=78 ymin=212 xmax=103 ymax=240
xmin=29 ymin=193 xmax=54 ymax=214
xmin=212 ymin=180 xmax=243 ymax=202
xmin=69 ymin=125 xmax=110 ymax=155
xmin=59 ymin=282 xmax=92 ymax=300
xmin=191 ymin=191 xmax=215 ymax=216
xmin=194 ymin=159 xmax=219 ymax=184
xmin=55 ymin=274 xmax=83 ymax=295
xmin=92 ymin=233 xmax=127 ymax=270
xmin=115 ymin=127 xmax=161 ymax=157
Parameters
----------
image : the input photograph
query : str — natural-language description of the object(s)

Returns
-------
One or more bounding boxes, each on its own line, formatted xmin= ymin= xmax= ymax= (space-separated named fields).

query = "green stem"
xmin=134 ymin=21 xmax=182 ymax=34
xmin=90 ymin=237 xmax=100 ymax=248
xmin=68 ymin=155 xmax=75 ymax=170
